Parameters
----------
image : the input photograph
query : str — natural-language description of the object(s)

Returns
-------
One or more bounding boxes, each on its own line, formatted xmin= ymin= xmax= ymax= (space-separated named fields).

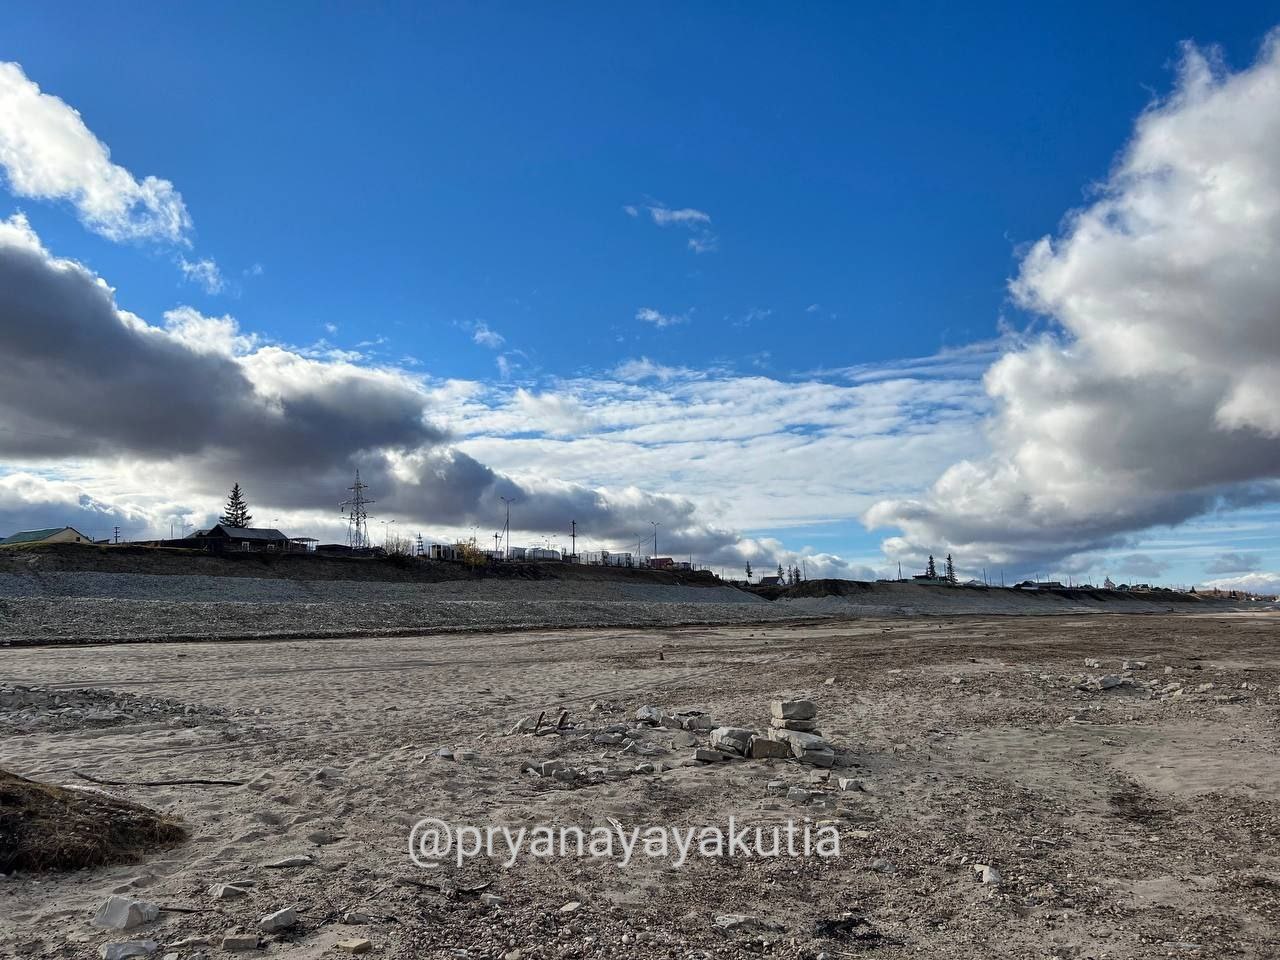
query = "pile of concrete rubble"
xmin=509 ymin=696 xmax=845 ymax=785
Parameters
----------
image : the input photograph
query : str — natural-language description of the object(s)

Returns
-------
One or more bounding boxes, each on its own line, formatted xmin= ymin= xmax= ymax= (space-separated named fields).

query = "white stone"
xmin=93 ymin=897 xmax=159 ymax=931
xmin=770 ymin=699 xmax=817 ymax=721
xmin=259 ymin=906 xmax=298 ymax=933
xmin=99 ymin=942 xmax=158 ymax=960
xmin=973 ymin=864 xmax=1001 ymax=885
xmin=635 ymin=704 xmax=662 ymax=724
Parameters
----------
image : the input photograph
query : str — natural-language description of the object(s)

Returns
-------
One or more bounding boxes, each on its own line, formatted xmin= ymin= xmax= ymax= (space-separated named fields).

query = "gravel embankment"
xmin=0 ymin=571 xmax=1256 ymax=646
xmin=0 ymin=572 xmax=788 ymax=645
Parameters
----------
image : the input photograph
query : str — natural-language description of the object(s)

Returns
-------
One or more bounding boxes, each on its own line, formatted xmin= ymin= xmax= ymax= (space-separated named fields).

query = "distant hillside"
xmin=744 ymin=577 xmax=1242 ymax=614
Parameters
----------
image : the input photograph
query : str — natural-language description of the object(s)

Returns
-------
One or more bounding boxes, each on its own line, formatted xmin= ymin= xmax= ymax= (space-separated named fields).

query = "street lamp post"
xmin=650 ymin=521 xmax=660 ymax=559
xmin=499 ymin=496 xmax=514 ymax=559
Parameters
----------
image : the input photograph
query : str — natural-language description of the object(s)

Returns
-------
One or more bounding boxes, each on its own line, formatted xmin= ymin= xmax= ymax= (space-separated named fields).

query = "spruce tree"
xmin=219 ymin=483 xmax=253 ymax=528
xmin=745 ymin=561 xmax=753 ymax=582
xmin=926 ymin=555 xmax=937 ymax=579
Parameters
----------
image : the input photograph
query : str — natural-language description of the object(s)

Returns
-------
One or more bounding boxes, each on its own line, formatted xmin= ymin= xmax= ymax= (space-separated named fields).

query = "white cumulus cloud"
xmin=866 ymin=35 xmax=1280 ymax=575
xmin=0 ymin=61 xmax=192 ymax=243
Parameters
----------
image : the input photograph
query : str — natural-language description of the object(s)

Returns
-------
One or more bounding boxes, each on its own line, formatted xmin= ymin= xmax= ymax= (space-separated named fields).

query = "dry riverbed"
xmin=3 ymin=613 xmax=1279 ymax=959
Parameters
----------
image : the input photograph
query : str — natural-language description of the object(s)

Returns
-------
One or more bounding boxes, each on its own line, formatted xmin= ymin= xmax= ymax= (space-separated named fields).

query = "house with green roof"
xmin=0 ymin=526 xmax=94 ymax=547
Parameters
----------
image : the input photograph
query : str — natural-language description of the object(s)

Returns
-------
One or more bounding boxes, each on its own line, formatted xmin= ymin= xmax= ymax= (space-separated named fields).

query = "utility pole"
xmin=499 ymin=496 xmax=514 ymax=558
xmin=494 ymin=532 xmax=501 ymax=555
xmin=570 ymin=520 xmax=576 ymax=561
xmin=650 ymin=520 xmax=659 ymax=558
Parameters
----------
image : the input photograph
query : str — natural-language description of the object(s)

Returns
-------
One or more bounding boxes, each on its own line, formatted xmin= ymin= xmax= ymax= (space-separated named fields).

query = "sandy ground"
xmin=3 ymin=613 xmax=1280 ymax=960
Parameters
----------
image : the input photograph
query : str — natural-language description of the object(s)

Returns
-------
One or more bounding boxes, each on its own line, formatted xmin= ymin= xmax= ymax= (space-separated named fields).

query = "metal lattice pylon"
xmin=340 ymin=470 xmax=375 ymax=550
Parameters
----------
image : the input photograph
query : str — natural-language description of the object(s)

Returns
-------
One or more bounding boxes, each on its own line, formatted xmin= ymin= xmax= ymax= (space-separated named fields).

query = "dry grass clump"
xmin=0 ymin=768 xmax=186 ymax=873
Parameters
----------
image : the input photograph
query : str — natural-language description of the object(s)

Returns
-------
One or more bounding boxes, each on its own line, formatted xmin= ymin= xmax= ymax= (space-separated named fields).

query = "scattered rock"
xmin=258 ymin=907 xmax=297 ymax=933
xmin=99 ymin=942 xmax=158 ymax=960
xmin=681 ymin=715 xmax=717 ymax=731
xmin=1084 ymin=658 xmax=1103 ymax=668
xmin=709 ymin=727 xmax=754 ymax=755
xmin=770 ymin=716 xmax=821 ymax=731
xmin=768 ymin=728 xmax=835 ymax=767
xmin=508 ymin=715 xmax=537 ymax=735
xmin=94 ymin=897 xmax=159 ymax=931
xmin=635 ymin=705 xmax=662 ymax=724
xmin=211 ymin=883 xmax=249 ymax=901
xmin=771 ymin=699 xmax=818 ymax=721
xmin=714 ymin=914 xmax=784 ymax=932
xmin=973 ymin=864 xmax=1001 ymax=885
xmin=221 ymin=933 xmax=260 ymax=951
xmin=334 ymin=939 xmax=372 ymax=955
xmin=694 ymin=748 xmax=728 ymax=763
xmin=263 ymin=855 xmax=312 ymax=869
xmin=748 ymin=735 xmax=792 ymax=759
xmin=560 ymin=900 xmax=581 ymax=913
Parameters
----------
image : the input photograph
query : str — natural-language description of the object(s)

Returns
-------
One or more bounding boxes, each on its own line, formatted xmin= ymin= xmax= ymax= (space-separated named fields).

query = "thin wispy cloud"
xmin=635 ymin=307 xmax=687 ymax=328
xmin=178 ymin=256 xmax=225 ymax=294
xmin=625 ymin=200 xmax=718 ymax=253
xmin=472 ymin=321 xmax=505 ymax=349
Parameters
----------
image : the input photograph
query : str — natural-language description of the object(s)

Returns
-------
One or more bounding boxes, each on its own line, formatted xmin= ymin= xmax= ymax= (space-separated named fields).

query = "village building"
xmin=188 ymin=524 xmax=294 ymax=553
xmin=0 ymin=526 xmax=94 ymax=547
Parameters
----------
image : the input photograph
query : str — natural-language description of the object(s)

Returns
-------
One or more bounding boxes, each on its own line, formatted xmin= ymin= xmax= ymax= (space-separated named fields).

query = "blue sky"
xmin=1 ymin=4 xmax=1278 ymax=591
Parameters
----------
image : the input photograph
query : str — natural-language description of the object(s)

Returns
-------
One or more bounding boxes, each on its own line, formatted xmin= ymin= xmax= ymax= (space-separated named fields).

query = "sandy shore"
xmin=3 ymin=612 xmax=1279 ymax=959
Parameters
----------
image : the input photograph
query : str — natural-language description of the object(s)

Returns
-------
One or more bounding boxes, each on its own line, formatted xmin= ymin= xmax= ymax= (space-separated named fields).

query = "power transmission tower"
xmin=113 ymin=525 xmax=120 ymax=544
xmin=340 ymin=470 xmax=375 ymax=550
xmin=415 ymin=532 xmax=424 ymax=556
